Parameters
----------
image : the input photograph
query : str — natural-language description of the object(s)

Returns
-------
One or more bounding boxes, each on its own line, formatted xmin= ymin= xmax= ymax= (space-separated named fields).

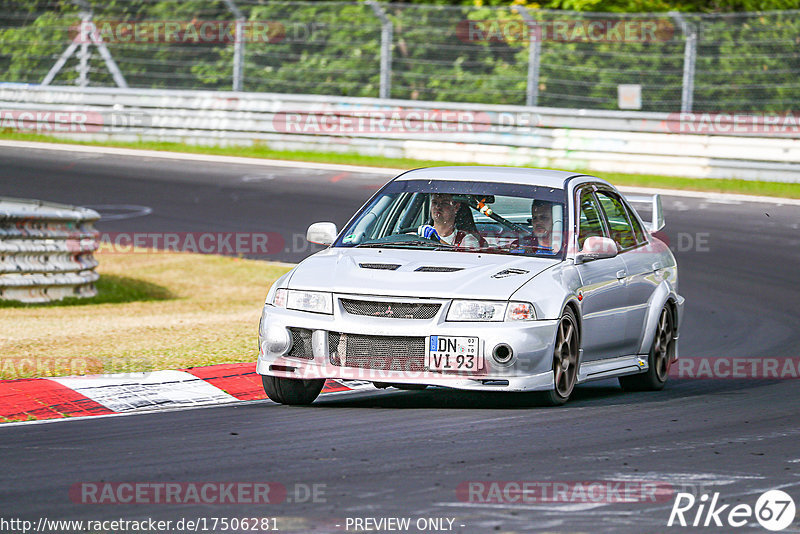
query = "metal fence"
xmin=1 ymin=1 xmax=799 ymax=113
xmin=2 ymin=85 xmax=799 ymax=182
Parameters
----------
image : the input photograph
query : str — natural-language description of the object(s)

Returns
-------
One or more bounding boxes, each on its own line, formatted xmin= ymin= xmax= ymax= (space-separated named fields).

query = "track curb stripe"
xmin=0 ymin=378 xmax=114 ymax=422
xmin=0 ymin=363 xmax=355 ymax=424
xmin=182 ymin=363 xmax=267 ymax=401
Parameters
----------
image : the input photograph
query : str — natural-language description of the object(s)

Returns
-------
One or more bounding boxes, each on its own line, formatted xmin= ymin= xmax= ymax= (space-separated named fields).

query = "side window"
xmin=624 ymin=201 xmax=647 ymax=244
xmin=595 ymin=191 xmax=637 ymax=250
xmin=578 ymin=190 xmax=606 ymax=249
xmin=390 ymin=192 xmax=426 ymax=234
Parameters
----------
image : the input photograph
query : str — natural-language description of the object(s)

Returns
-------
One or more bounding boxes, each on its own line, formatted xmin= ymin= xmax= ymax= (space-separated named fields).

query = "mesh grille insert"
xmin=328 ymin=332 xmax=426 ymax=371
xmin=287 ymin=327 xmax=314 ymax=360
xmin=341 ymin=299 xmax=440 ymax=319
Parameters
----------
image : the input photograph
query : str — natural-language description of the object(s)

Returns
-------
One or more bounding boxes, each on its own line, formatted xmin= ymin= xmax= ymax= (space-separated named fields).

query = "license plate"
xmin=427 ymin=336 xmax=482 ymax=371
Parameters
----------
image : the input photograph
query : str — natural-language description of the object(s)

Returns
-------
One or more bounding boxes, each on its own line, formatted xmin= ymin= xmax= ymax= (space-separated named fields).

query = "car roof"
xmin=394 ymin=166 xmax=595 ymax=189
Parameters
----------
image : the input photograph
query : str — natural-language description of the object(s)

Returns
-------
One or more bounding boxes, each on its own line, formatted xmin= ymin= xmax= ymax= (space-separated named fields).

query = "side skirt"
xmin=577 ymin=354 xmax=648 ymax=383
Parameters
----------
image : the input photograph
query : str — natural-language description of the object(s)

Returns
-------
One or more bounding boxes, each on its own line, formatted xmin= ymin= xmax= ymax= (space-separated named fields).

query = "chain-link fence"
xmin=1 ymin=1 xmax=798 ymax=113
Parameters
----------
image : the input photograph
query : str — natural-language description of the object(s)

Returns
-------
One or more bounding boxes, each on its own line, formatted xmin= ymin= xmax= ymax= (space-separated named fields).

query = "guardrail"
xmin=0 ymin=197 xmax=100 ymax=303
xmin=1 ymin=84 xmax=799 ymax=182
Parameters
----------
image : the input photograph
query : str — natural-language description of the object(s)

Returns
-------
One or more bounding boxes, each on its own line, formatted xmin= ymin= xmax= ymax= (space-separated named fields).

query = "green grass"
xmin=0 ymin=250 xmax=292 ymax=379
xmin=2 ymin=130 xmax=799 ymax=199
xmin=0 ymin=274 xmax=173 ymax=308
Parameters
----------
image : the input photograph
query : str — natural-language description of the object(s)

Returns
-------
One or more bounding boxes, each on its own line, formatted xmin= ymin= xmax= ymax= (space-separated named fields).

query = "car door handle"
xmin=616 ymin=269 xmax=627 ymax=280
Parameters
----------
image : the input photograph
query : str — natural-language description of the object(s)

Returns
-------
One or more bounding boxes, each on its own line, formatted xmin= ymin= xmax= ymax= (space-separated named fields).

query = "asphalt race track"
xmin=1 ymin=144 xmax=799 ymax=533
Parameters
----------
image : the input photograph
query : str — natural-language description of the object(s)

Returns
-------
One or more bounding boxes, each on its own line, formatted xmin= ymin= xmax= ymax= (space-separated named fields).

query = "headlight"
xmin=505 ymin=302 xmax=536 ymax=321
xmin=272 ymin=288 xmax=288 ymax=308
xmin=447 ymin=300 xmax=506 ymax=322
xmin=446 ymin=300 xmax=537 ymax=321
xmin=274 ymin=289 xmax=333 ymax=314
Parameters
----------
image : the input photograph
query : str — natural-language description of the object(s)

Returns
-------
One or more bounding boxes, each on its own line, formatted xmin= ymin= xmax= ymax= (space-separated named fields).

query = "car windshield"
xmin=334 ymin=179 xmax=567 ymax=257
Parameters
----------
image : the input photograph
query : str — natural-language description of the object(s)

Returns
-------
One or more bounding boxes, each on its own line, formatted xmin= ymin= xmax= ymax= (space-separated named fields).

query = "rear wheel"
xmin=262 ymin=375 xmax=325 ymax=405
xmin=619 ymin=305 xmax=674 ymax=391
xmin=540 ymin=308 xmax=579 ymax=406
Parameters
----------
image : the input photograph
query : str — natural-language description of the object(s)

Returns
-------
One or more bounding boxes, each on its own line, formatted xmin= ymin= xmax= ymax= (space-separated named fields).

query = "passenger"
xmin=509 ymin=199 xmax=559 ymax=252
xmin=530 ymin=199 xmax=555 ymax=250
xmin=417 ymin=193 xmax=481 ymax=248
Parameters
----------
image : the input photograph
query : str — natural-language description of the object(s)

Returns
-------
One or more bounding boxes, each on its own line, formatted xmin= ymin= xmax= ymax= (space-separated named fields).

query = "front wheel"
xmin=262 ymin=375 xmax=325 ymax=405
xmin=619 ymin=305 xmax=674 ymax=392
xmin=539 ymin=308 xmax=579 ymax=406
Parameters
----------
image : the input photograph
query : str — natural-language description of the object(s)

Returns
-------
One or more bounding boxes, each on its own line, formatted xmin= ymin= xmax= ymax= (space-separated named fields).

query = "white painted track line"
xmin=1 ymin=139 xmax=798 ymax=205
xmin=0 ymin=139 xmax=401 ymax=175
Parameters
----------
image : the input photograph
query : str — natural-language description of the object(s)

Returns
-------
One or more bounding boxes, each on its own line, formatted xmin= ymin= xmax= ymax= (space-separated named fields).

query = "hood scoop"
xmin=359 ymin=263 xmax=401 ymax=271
xmin=492 ymin=268 xmax=529 ymax=278
xmin=415 ymin=266 xmax=464 ymax=273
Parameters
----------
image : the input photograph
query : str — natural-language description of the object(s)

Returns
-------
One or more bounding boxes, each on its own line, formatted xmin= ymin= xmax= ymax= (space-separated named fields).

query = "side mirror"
xmin=576 ymin=236 xmax=618 ymax=264
xmin=306 ymin=222 xmax=338 ymax=246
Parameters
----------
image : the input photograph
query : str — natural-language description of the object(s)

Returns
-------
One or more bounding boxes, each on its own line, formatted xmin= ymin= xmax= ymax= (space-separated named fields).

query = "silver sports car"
xmin=257 ymin=167 xmax=684 ymax=405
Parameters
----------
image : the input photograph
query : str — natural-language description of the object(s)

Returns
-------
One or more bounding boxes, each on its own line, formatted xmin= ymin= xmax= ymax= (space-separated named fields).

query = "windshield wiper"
xmin=475 ymin=242 xmax=555 ymax=255
xmin=356 ymin=240 xmax=442 ymax=249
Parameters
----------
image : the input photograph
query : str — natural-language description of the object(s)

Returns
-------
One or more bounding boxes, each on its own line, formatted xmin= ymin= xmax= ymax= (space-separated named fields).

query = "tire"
xmin=261 ymin=375 xmax=325 ymax=405
xmin=539 ymin=307 xmax=580 ymax=406
xmin=619 ymin=305 xmax=674 ymax=392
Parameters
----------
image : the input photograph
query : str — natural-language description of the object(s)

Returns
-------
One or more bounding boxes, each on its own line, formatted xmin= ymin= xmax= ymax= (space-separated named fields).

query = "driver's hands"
xmin=417 ymin=224 xmax=441 ymax=241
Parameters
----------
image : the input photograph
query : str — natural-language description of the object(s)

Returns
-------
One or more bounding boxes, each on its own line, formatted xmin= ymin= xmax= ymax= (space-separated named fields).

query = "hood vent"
xmin=492 ymin=268 xmax=529 ymax=279
xmin=359 ymin=263 xmax=401 ymax=271
xmin=415 ymin=266 xmax=464 ymax=273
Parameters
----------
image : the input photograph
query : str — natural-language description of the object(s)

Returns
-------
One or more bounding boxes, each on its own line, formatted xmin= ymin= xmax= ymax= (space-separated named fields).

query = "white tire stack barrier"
xmin=0 ymin=197 xmax=100 ymax=303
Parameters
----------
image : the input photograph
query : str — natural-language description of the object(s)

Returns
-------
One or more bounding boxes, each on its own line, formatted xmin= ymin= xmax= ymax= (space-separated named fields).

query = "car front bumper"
xmin=257 ymin=296 xmax=559 ymax=392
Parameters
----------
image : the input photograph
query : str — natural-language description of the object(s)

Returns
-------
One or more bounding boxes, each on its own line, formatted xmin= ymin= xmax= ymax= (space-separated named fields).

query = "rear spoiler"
xmin=623 ymin=193 xmax=665 ymax=233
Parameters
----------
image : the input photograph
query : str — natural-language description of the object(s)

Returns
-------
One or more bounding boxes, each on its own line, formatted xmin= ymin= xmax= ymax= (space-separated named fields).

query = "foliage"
xmin=0 ymin=1 xmax=798 ymax=112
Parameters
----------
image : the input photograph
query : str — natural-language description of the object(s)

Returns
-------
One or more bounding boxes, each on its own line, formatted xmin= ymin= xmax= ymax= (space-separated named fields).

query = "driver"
xmin=417 ymin=193 xmax=480 ymax=248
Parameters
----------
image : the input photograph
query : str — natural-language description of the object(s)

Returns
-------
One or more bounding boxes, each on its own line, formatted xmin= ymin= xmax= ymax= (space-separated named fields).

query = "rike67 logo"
xmin=668 ymin=490 xmax=796 ymax=531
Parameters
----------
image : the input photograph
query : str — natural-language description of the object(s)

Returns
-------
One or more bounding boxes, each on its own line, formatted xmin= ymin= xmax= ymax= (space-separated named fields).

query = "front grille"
xmin=341 ymin=298 xmax=440 ymax=320
xmin=415 ymin=266 xmax=463 ymax=272
xmin=287 ymin=327 xmax=314 ymax=360
xmin=328 ymin=332 xmax=426 ymax=371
